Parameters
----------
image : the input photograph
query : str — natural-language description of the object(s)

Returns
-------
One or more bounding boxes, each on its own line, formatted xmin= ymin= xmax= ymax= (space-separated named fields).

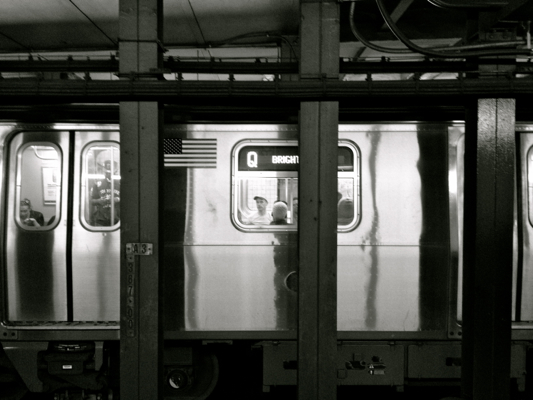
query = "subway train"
xmin=0 ymin=120 xmax=531 ymax=399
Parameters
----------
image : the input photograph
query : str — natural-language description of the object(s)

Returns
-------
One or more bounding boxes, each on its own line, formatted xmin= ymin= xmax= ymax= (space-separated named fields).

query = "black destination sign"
xmin=238 ymin=146 xmax=353 ymax=171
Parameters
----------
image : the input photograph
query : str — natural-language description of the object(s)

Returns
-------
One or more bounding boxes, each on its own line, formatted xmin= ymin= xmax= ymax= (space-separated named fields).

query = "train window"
xmin=338 ymin=178 xmax=355 ymax=225
xmin=236 ymin=177 xmax=298 ymax=226
xmin=17 ymin=144 xmax=62 ymax=230
xmin=81 ymin=143 xmax=120 ymax=230
xmin=231 ymin=140 xmax=359 ymax=232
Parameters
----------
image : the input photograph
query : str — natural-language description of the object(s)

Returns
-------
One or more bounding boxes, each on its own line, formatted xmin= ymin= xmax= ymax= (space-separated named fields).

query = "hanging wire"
xmin=349 ymin=2 xmax=412 ymax=54
xmin=69 ymin=0 xmax=117 ymax=47
xmin=427 ymin=0 xmax=508 ymax=10
xmin=350 ymin=1 xmax=527 ymax=57
xmin=375 ymin=0 xmax=532 ymax=58
xmin=0 ymin=31 xmax=33 ymax=56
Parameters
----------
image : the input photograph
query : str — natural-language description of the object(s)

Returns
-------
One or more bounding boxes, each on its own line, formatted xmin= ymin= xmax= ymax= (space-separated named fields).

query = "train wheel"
xmin=164 ymin=348 xmax=218 ymax=400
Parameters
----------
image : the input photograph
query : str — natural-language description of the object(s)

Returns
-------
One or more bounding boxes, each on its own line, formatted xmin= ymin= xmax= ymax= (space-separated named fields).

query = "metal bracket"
xmin=126 ymin=243 xmax=153 ymax=255
xmin=0 ymin=322 xmax=18 ymax=340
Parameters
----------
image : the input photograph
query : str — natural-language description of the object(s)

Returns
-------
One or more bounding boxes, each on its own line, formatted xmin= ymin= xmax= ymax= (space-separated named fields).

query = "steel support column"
xmin=119 ymin=1 xmax=163 ymax=399
xmin=461 ymin=98 xmax=515 ymax=400
xmin=298 ymin=1 xmax=339 ymax=400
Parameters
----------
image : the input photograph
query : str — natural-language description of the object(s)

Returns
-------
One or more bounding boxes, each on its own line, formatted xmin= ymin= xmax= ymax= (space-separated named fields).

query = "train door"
xmin=5 ymin=131 xmax=69 ymax=321
xmin=72 ymin=132 xmax=120 ymax=321
xmin=4 ymin=128 xmax=120 ymax=323
xmin=517 ymin=129 xmax=533 ymax=323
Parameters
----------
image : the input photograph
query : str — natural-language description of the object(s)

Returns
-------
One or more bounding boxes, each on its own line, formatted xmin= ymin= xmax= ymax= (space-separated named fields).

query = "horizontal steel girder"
xmin=0 ymin=60 xmax=528 ymax=75
xmin=0 ymin=78 xmax=531 ymax=99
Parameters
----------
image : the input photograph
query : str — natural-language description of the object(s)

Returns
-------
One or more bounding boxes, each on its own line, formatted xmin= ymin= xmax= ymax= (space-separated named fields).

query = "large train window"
xmin=231 ymin=140 xmax=359 ymax=232
xmin=81 ymin=143 xmax=120 ymax=230
xmin=16 ymin=143 xmax=62 ymax=230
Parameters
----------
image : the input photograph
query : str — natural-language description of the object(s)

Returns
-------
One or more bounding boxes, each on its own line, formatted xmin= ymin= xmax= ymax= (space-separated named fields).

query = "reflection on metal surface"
xmin=72 ymin=131 xmax=120 ymax=321
xmin=176 ymin=127 xmax=301 ymax=331
xmin=416 ymin=126 xmax=450 ymax=331
xmin=168 ymin=124 xmax=455 ymax=332
xmin=284 ymin=271 xmax=298 ymax=292
xmin=272 ymin=233 xmax=297 ymax=330
xmin=519 ymin=131 xmax=533 ymax=321
xmin=364 ymin=129 xmax=381 ymax=329
xmin=184 ymin=168 xmax=198 ymax=330
xmin=0 ymin=123 xmax=471 ymax=333
xmin=4 ymin=127 xmax=121 ymax=323
xmin=6 ymin=132 xmax=68 ymax=321
xmin=447 ymin=127 xmax=463 ymax=334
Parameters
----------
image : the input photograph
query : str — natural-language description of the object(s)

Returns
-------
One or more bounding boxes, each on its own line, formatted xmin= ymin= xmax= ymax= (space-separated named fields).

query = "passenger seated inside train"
xmin=90 ymin=160 xmax=120 ymax=226
xmin=19 ymin=198 xmax=44 ymax=227
xmin=244 ymin=195 xmax=272 ymax=225
xmin=270 ymin=201 xmax=288 ymax=225
xmin=338 ymin=197 xmax=354 ymax=225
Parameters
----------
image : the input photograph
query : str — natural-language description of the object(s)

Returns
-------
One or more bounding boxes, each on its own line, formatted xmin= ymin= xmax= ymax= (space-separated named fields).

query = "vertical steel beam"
xmin=299 ymin=101 xmax=339 ymax=400
xmin=298 ymin=1 xmax=339 ymax=400
xmin=119 ymin=1 xmax=163 ymax=399
xmin=461 ymin=99 xmax=515 ymax=400
xmin=300 ymin=1 xmax=339 ymax=80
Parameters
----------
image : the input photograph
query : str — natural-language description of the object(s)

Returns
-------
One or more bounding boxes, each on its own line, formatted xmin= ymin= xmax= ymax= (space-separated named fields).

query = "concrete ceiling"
xmin=0 ymin=0 xmax=531 ymax=61
xmin=0 ymin=0 xmax=298 ymax=52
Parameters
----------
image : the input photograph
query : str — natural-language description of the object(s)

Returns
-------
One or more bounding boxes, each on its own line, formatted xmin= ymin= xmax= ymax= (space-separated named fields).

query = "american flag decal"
xmin=163 ymin=138 xmax=217 ymax=168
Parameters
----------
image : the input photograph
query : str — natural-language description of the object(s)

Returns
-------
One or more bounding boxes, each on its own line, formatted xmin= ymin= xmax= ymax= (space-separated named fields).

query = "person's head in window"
xmin=338 ymin=198 xmax=354 ymax=225
xmin=19 ymin=199 xmax=31 ymax=222
xmin=20 ymin=198 xmax=44 ymax=227
xmin=245 ymin=195 xmax=272 ymax=225
xmin=271 ymin=201 xmax=288 ymax=225
xmin=254 ymin=196 xmax=268 ymax=215
xmin=103 ymin=160 xmax=118 ymax=181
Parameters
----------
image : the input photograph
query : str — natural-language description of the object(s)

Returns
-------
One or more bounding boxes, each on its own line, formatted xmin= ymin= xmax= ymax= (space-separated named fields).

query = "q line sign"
xmin=238 ymin=145 xmax=353 ymax=172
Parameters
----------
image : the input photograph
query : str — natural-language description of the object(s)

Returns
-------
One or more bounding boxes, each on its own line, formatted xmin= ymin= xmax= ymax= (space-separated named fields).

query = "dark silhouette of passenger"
xmin=270 ymin=201 xmax=288 ymax=225
xmin=90 ymin=160 xmax=120 ymax=226
xmin=19 ymin=198 xmax=44 ymax=227
xmin=338 ymin=198 xmax=354 ymax=225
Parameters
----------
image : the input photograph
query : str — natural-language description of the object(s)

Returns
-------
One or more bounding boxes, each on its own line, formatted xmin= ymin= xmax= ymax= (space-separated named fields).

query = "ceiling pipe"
xmin=427 ymin=0 xmax=508 ymax=10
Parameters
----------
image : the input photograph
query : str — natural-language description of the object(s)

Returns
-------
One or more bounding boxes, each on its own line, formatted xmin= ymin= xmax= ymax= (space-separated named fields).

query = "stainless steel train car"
xmin=0 ymin=122 xmax=532 ymax=399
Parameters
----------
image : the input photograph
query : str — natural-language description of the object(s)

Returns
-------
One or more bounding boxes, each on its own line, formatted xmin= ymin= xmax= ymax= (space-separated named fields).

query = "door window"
xmin=81 ymin=143 xmax=120 ymax=230
xmin=17 ymin=144 xmax=61 ymax=229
